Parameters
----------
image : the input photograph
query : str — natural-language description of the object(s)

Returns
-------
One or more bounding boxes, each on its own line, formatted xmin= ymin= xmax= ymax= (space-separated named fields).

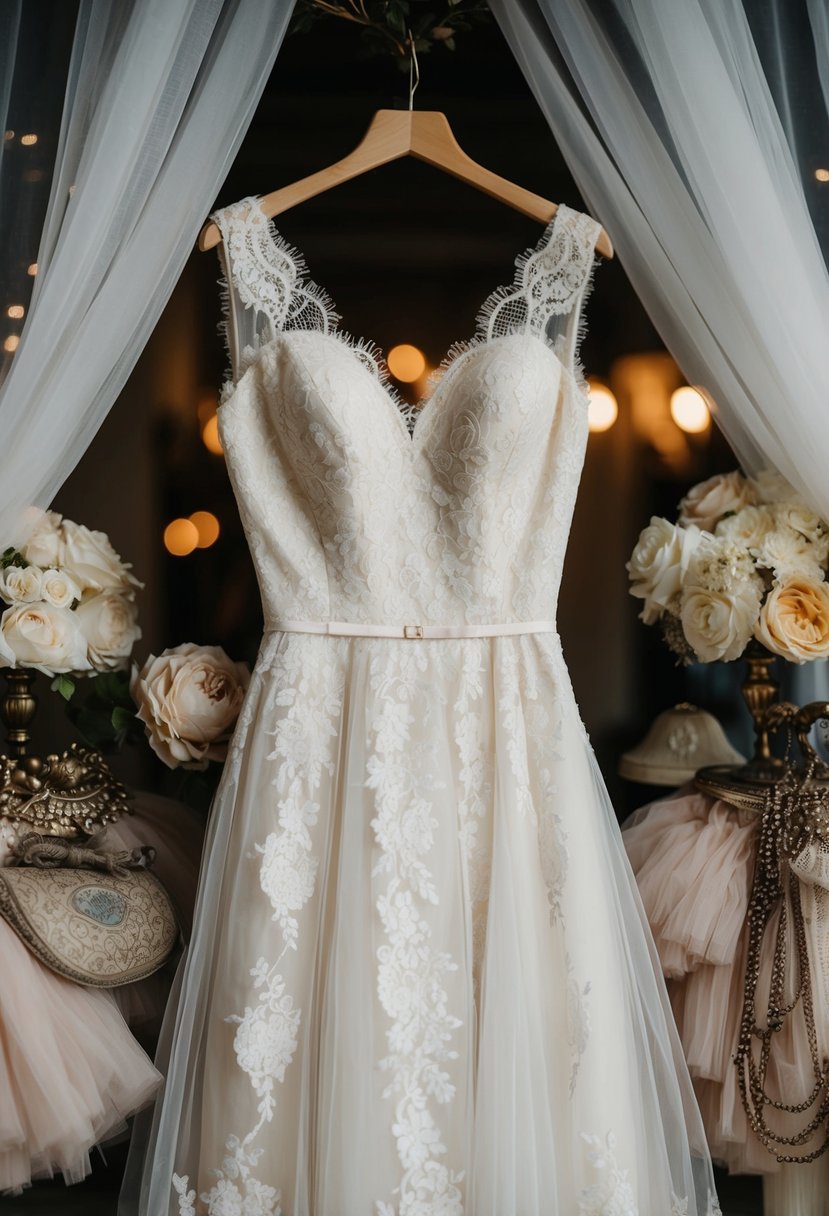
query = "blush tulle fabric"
xmin=121 ymin=197 xmax=720 ymax=1216
xmin=0 ymin=791 xmax=202 ymax=1194
xmin=624 ymin=786 xmax=829 ymax=1189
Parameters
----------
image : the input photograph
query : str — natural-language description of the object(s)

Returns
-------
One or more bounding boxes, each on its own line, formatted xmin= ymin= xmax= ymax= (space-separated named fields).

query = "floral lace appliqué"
xmin=173 ymin=638 xmax=344 ymax=1215
xmin=367 ymin=645 xmax=465 ymax=1216
xmin=578 ymin=1131 xmax=638 ymax=1216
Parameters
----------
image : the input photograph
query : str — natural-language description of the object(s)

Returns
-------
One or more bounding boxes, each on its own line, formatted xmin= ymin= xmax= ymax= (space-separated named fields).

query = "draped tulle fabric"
xmin=624 ymin=788 xmax=829 ymax=1186
xmin=121 ymin=197 xmax=719 ymax=1214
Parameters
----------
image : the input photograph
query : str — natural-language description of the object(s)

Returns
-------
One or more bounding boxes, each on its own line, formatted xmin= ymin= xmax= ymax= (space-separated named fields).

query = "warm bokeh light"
xmin=670 ymin=385 xmax=710 ymax=433
xmin=7 ymin=305 xmax=24 ymax=319
xmin=197 ymin=393 xmax=218 ymax=427
xmin=387 ymin=343 xmax=426 ymax=383
xmin=189 ymin=510 xmax=220 ymax=548
xmin=163 ymin=518 xmax=199 ymax=557
xmin=3 ymin=130 xmax=13 ymax=142
xmin=815 ymin=168 xmax=829 ymax=183
xmin=3 ymin=336 xmax=19 ymax=353
xmin=20 ymin=133 xmax=38 ymax=146
xmin=201 ymin=414 xmax=223 ymax=455
xmin=587 ymin=381 xmax=618 ymax=432
xmin=27 ymin=263 xmax=38 ymax=276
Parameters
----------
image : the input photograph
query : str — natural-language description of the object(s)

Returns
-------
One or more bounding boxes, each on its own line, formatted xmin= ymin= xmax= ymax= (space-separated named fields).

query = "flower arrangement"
xmin=627 ymin=470 xmax=829 ymax=665
xmin=0 ymin=510 xmax=250 ymax=775
xmin=0 ymin=510 xmax=141 ymax=681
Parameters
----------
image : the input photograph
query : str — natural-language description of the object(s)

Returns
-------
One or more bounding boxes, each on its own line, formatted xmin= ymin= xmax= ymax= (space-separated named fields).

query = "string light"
xmin=201 ymin=414 xmax=223 ymax=455
xmin=163 ymin=518 xmax=199 ymax=557
xmin=670 ymin=386 xmax=710 ymax=433
xmin=587 ymin=381 xmax=618 ymax=432
xmin=3 ymin=130 xmax=13 ymax=142
xmin=6 ymin=305 xmax=23 ymax=319
xmin=815 ymin=168 xmax=829 ymax=183
xmin=26 ymin=263 xmax=38 ymax=276
xmin=20 ymin=134 xmax=38 ymax=146
xmin=3 ymin=336 xmax=19 ymax=353
xmin=388 ymin=343 xmax=426 ymax=383
xmin=189 ymin=510 xmax=220 ymax=548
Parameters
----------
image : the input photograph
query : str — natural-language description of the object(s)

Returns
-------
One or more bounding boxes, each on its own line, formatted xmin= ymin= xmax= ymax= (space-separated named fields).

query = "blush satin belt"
xmin=266 ymin=619 xmax=558 ymax=640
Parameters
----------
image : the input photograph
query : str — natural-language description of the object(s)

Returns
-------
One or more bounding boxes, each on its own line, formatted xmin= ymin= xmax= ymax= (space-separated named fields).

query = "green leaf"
xmin=51 ymin=674 xmax=76 ymax=702
xmin=111 ymin=705 xmax=135 ymax=734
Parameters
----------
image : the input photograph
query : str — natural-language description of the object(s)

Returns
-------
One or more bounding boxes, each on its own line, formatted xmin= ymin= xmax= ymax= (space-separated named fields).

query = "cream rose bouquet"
xmin=627 ymin=470 xmax=829 ymax=664
xmin=0 ymin=510 xmax=141 ymax=684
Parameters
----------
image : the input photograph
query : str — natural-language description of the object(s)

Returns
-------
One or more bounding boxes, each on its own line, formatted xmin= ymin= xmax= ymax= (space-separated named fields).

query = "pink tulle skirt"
xmin=0 ymin=789 xmax=204 ymax=1194
xmin=624 ymin=787 xmax=829 ymax=1176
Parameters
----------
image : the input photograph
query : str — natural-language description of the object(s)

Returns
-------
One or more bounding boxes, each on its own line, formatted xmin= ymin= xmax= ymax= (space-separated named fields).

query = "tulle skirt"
xmin=122 ymin=630 xmax=719 ymax=1216
xmin=0 ymin=922 xmax=161 ymax=1194
xmin=0 ymin=791 xmax=203 ymax=1194
xmin=624 ymin=788 xmax=829 ymax=1186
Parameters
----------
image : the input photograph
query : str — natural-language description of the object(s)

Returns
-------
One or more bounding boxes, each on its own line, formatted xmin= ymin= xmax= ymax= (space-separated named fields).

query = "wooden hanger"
xmin=198 ymin=107 xmax=614 ymax=259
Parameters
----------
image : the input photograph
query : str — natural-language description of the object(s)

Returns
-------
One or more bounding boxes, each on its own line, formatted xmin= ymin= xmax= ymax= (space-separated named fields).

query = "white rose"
xmin=131 ymin=643 xmax=250 ymax=770
xmin=678 ymin=471 xmax=754 ymax=533
xmin=627 ymin=517 xmax=702 ymax=624
xmin=19 ymin=510 xmax=63 ymax=568
xmin=40 ymin=568 xmax=81 ymax=609
xmin=0 ymin=565 xmax=43 ymax=604
xmin=774 ymin=502 xmax=829 ymax=544
xmin=755 ymin=576 xmax=829 ymax=663
xmin=60 ymin=520 xmax=141 ymax=594
xmin=755 ymin=526 xmax=827 ymax=580
xmin=715 ymin=505 xmax=776 ymax=551
xmin=681 ymin=580 xmax=762 ymax=662
xmin=0 ymin=601 xmax=91 ymax=675
xmin=76 ymin=591 xmax=141 ymax=671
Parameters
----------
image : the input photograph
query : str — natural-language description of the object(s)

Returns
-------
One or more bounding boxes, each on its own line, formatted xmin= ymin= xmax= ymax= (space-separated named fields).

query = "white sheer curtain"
xmin=0 ymin=0 xmax=296 ymax=543
xmin=491 ymin=0 xmax=829 ymax=524
xmin=490 ymin=3 xmax=829 ymax=1201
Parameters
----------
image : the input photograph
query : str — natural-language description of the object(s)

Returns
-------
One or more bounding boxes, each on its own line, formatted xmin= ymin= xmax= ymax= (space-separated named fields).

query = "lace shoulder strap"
xmin=477 ymin=203 xmax=602 ymax=374
xmin=210 ymin=196 xmax=337 ymax=383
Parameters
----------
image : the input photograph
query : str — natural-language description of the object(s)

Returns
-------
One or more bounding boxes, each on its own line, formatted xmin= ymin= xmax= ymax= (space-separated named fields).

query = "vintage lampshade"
xmin=619 ymin=703 xmax=745 ymax=785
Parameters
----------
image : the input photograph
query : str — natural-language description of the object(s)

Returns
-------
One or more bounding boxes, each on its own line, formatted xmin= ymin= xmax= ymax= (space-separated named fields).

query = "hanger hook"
xmin=407 ymin=30 xmax=420 ymax=112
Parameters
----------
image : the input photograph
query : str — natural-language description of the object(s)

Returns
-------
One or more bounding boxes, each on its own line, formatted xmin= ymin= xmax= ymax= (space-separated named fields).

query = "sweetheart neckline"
xmin=240 ymin=194 xmax=564 ymax=443
xmin=221 ymin=326 xmax=578 ymax=456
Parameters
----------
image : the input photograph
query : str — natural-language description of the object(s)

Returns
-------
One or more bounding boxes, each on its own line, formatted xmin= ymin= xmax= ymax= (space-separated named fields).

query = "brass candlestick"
xmin=0 ymin=669 xmax=131 ymax=838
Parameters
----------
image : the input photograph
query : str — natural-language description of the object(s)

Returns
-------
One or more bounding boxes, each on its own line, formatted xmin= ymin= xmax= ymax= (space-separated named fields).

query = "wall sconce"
xmin=610 ymin=353 xmax=711 ymax=475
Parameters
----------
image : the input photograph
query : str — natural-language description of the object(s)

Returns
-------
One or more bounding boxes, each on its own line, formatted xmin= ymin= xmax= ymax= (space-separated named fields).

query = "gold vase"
xmin=695 ymin=643 xmax=829 ymax=807
xmin=0 ymin=668 xmax=131 ymax=839
xmin=1 ymin=668 xmax=38 ymax=759
xmin=737 ymin=640 xmax=786 ymax=781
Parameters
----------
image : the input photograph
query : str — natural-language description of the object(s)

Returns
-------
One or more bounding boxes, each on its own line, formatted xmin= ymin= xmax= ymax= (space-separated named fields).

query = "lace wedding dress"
xmin=123 ymin=197 xmax=720 ymax=1216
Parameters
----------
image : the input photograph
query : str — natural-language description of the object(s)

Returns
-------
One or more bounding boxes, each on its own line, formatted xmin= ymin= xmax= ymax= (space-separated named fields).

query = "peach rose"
xmin=678 ymin=471 xmax=754 ymax=533
xmin=755 ymin=577 xmax=829 ymax=663
xmin=131 ymin=643 xmax=250 ymax=769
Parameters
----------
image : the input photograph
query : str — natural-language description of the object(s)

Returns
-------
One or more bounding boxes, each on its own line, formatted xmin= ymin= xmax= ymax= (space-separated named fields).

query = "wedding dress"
xmin=124 ymin=196 xmax=721 ymax=1216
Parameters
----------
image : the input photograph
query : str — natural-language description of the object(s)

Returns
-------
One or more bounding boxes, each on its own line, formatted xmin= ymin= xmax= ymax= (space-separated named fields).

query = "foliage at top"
xmin=290 ymin=0 xmax=493 ymax=66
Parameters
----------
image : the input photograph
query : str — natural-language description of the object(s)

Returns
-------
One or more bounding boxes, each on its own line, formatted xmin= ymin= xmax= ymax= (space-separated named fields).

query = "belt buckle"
xmin=403 ymin=624 xmax=424 ymax=639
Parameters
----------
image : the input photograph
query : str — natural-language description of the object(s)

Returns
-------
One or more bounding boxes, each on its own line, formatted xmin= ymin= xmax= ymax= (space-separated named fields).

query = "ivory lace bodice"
xmin=212 ymin=197 xmax=601 ymax=629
